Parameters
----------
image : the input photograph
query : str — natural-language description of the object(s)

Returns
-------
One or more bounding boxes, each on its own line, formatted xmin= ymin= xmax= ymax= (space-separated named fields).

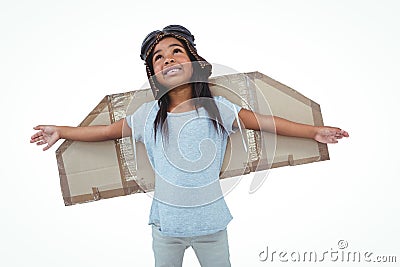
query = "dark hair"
xmin=146 ymin=40 xmax=224 ymax=142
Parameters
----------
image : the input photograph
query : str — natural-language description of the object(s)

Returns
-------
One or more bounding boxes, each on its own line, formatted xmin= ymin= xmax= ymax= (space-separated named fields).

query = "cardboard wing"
xmin=56 ymin=71 xmax=329 ymax=206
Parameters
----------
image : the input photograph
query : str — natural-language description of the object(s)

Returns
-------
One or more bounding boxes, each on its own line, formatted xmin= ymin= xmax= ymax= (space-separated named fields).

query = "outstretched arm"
xmin=30 ymin=118 xmax=131 ymax=151
xmin=237 ymin=109 xmax=349 ymax=144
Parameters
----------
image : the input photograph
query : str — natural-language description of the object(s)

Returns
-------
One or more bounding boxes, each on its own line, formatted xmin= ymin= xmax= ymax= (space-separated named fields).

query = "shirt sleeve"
xmin=125 ymin=101 xmax=156 ymax=142
xmin=213 ymin=96 xmax=242 ymax=135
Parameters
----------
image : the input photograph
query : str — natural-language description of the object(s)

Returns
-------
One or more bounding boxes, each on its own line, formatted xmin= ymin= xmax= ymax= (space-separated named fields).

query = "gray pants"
xmin=152 ymin=226 xmax=231 ymax=267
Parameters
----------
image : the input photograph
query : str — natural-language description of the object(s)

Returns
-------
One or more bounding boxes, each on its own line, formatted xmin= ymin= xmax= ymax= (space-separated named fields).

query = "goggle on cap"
xmin=140 ymin=25 xmax=212 ymax=99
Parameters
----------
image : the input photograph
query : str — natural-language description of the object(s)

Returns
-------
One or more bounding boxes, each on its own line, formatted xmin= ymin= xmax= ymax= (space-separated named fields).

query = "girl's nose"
xmin=164 ymin=57 xmax=175 ymax=65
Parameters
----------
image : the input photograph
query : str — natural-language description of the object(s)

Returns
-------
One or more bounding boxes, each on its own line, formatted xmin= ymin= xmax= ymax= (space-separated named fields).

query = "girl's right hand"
xmin=30 ymin=125 xmax=60 ymax=151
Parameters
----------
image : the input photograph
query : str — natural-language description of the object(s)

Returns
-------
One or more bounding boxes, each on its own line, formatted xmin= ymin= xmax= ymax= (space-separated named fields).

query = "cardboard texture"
xmin=56 ymin=71 xmax=329 ymax=206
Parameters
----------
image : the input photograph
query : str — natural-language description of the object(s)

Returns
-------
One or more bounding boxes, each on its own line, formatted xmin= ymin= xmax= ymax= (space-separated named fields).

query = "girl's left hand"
xmin=314 ymin=126 xmax=349 ymax=144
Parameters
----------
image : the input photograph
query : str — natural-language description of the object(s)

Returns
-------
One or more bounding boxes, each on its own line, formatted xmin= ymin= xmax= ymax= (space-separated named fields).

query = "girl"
xmin=31 ymin=25 xmax=348 ymax=267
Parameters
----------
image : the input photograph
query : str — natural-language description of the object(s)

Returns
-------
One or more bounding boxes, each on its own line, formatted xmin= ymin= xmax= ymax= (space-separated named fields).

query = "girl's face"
xmin=152 ymin=37 xmax=193 ymax=90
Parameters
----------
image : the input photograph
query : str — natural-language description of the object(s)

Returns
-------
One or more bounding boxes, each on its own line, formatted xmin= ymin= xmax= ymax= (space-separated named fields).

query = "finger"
xmin=332 ymin=130 xmax=345 ymax=138
xmin=43 ymin=138 xmax=56 ymax=151
xmin=33 ymin=125 xmax=44 ymax=131
xmin=327 ymin=128 xmax=340 ymax=136
xmin=328 ymin=136 xmax=338 ymax=144
xmin=31 ymin=135 xmax=44 ymax=143
xmin=30 ymin=131 xmax=43 ymax=140
xmin=335 ymin=133 xmax=344 ymax=138
xmin=30 ymin=137 xmax=38 ymax=143
xmin=36 ymin=140 xmax=47 ymax=146
xmin=31 ymin=134 xmax=45 ymax=143
xmin=336 ymin=129 xmax=349 ymax=137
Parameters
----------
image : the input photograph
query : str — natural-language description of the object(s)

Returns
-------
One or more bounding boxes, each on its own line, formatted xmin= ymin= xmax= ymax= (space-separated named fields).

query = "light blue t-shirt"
xmin=126 ymin=96 xmax=242 ymax=237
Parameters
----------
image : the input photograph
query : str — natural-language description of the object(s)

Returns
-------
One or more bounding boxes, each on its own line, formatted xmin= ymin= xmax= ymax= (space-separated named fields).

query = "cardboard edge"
xmin=56 ymin=150 xmax=72 ymax=206
xmin=64 ymin=181 xmax=140 ymax=205
xmin=219 ymin=164 xmax=252 ymax=179
xmin=251 ymin=155 xmax=324 ymax=170
xmin=219 ymin=153 xmax=324 ymax=180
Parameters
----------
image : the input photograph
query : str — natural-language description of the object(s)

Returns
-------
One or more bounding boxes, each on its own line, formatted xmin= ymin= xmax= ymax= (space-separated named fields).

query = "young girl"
xmin=30 ymin=25 xmax=348 ymax=267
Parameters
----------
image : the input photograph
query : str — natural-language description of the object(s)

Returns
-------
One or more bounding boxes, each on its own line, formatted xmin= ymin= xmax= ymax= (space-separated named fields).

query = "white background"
xmin=1 ymin=0 xmax=399 ymax=266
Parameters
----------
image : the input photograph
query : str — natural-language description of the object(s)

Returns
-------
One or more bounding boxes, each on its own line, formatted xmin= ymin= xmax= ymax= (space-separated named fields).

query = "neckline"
xmin=167 ymin=107 xmax=204 ymax=116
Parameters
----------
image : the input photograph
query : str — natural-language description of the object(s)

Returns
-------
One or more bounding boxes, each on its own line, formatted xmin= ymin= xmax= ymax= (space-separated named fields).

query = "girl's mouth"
xmin=163 ymin=66 xmax=182 ymax=76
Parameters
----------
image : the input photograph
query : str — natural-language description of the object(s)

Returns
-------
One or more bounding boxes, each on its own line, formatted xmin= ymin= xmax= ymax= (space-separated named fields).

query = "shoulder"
xmin=133 ymin=100 xmax=159 ymax=116
xmin=141 ymin=100 xmax=158 ymax=111
xmin=212 ymin=95 xmax=230 ymax=104
xmin=126 ymin=100 xmax=158 ymax=129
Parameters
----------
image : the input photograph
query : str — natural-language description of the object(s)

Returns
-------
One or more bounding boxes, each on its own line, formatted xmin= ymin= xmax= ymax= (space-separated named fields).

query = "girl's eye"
xmin=173 ymin=48 xmax=182 ymax=54
xmin=154 ymin=54 xmax=162 ymax=61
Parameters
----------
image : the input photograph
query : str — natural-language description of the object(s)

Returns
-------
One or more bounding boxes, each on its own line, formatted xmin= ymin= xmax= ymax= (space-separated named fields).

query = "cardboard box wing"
xmin=56 ymin=71 xmax=328 ymax=206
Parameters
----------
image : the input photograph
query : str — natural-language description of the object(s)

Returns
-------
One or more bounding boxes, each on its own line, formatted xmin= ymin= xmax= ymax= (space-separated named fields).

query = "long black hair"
xmin=146 ymin=40 xmax=224 ymax=142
